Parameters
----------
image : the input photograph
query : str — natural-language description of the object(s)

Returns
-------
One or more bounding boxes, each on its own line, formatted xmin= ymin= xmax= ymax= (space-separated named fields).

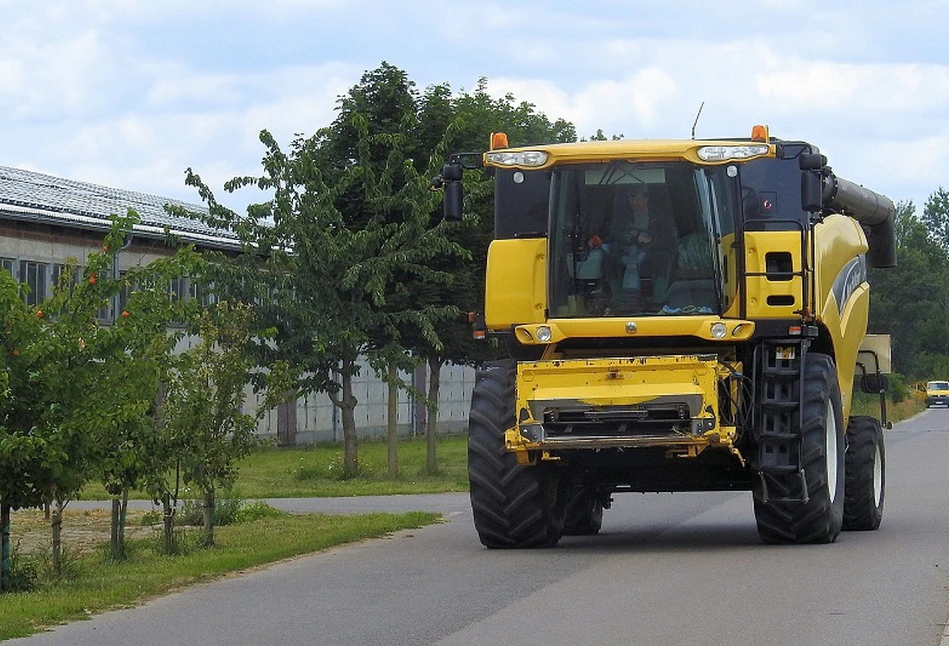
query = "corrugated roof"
xmin=0 ymin=165 xmax=239 ymax=248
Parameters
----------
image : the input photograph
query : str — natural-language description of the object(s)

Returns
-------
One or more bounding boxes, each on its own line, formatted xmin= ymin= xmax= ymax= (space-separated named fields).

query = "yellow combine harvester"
xmin=436 ymin=126 xmax=894 ymax=546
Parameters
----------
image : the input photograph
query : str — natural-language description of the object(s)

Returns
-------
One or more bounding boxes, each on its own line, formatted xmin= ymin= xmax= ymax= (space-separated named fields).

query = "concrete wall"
xmin=252 ymin=359 xmax=476 ymax=445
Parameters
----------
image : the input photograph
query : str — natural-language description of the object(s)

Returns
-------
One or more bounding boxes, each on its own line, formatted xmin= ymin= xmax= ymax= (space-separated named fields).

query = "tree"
xmin=315 ymin=62 xmax=456 ymax=478
xmin=409 ymin=77 xmax=577 ymax=473
xmin=184 ymin=71 xmax=462 ymax=479
xmin=0 ymin=215 xmax=152 ymax=576
xmin=921 ymin=187 xmax=949 ymax=252
xmin=869 ymin=197 xmax=949 ymax=377
xmin=93 ymin=248 xmax=202 ymax=560
xmin=0 ymin=268 xmax=46 ymax=590
xmin=161 ymin=301 xmax=289 ymax=546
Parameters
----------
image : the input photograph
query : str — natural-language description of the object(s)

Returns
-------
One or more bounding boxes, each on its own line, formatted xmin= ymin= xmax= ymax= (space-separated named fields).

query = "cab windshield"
xmin=928 ymin=381 xmax=949 ymax=391
xmin=548 ymin=161 xmax=740 ymax=318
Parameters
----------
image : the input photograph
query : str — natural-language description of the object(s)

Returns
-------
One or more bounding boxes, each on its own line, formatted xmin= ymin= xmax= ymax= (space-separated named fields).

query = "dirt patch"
xmin=8 ymin=507 xmax=159 ymax=557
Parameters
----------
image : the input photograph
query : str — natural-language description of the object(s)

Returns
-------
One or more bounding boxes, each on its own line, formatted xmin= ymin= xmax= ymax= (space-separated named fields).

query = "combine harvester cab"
xmin=437 ymin=125 xmax=894 ymax=547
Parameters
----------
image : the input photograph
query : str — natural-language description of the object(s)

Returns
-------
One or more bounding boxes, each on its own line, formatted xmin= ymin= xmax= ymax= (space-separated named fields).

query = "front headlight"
xmin=697 ymin=145 xmax=769 ymax=162
xmin=485 ymin=150 xmax=549 ymax=167
xmin=535 ymin=325 xmax=553 ymax=343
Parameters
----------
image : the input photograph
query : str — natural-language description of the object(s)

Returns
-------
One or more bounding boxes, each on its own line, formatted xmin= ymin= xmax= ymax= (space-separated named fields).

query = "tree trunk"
xmin=109 ymin=489 xmax=130 ymax=561
xmin=425 ymin=355 xmax=443 ymax=475
xmin=51 ymin=494 xmax=63 ymax=577
xmin=162 ymin=492 xmax=176 ymax=555
xmin=119 ymin=489 xmax=128 ymax=558
xmin=110 ymin=497 xmax=121 ymax=560
xmin=340 ymin=357 xmax=359 ymax=478
xmin=202 ymin=488 xmax=215 ymax=547
xmin=1 ymin=502 xmax=10 ymax=592
xmin=387 ymin=358 xmax=399 ymax=477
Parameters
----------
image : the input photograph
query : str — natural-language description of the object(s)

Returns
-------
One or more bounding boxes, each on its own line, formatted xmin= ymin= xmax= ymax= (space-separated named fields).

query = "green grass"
xmin=850 ymin=391 xmax=925 ymax=421
xmin=0 ymin=510 xmax=440 ymax=641
xmin=80 ymin=434 xmax=471 ymax=501
xmin=238 ymin=434 xmax=470 ymax=497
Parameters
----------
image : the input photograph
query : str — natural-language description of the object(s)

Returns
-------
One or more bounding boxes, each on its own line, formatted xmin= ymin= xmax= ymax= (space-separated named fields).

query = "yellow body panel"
xmin=485 ymin=139 xmax=775 ymax=170
xmin=513 ymin=317 xmax=754 ymax=349
xmin=484 ymin=238 xmax=547 ymax=330
xmin=742 ymin=230 xmax=806 ymax=319
xmin=812 ymin=215 xmax=871 ymax=419
xmin=508 ymin=356 xmax=741 ymax=459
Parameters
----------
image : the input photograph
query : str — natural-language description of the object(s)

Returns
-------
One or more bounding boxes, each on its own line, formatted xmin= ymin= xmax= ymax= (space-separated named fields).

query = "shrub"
xmin=4 ymin=544 xmax=38 ymax=592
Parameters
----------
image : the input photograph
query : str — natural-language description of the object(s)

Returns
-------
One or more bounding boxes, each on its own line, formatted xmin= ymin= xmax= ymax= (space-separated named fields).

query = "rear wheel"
xmin=752 ymin=353 xmax=845 ymax=544
xmin=843 ymin=415 xmax=885 ymax=530
xmin=563 ymin=486 xmax=603 ymax=536
xmin=467 ymin=361 xmax=567 ymax=549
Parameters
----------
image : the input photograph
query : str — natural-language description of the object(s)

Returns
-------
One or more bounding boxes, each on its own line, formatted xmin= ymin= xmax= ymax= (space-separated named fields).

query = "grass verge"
xmin=851 ymin=392 xmax=925 ymax=421
xmin=81 ymin=434 xmax=470 ymax=500
xmin=0 ymin=509 xmax=440 ymax=641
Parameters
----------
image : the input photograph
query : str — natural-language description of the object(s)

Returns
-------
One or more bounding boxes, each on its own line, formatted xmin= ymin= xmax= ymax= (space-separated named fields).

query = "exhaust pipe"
xmin=823 ymin=174 xmax=896 ymax=268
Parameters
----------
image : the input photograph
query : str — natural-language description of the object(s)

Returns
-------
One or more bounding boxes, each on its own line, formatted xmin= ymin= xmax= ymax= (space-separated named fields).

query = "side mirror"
xmin=860 ymin=373 xmax=889 ymax=394
xmin=801 ymin=171 xmax=823 ymax=213
xmin=444 ymin=181 xmax=463 ymax=221
xmin=440 ymin=163 xmax=464 ymax=221
xmin=799 ymin=152 xmax=827 ymax=170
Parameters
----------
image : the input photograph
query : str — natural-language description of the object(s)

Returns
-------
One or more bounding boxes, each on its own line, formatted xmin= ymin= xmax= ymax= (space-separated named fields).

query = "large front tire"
xmin=467 ymin=361 xmax=567 ymax=549
xmin=752 ymin=353 xmax=845 ymax=544
xmin=843 ymin=415 xmax=885 ymax=530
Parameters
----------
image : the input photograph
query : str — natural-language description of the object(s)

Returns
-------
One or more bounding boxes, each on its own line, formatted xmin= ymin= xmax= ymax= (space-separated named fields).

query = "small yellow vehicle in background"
xmin=923 ymin=381 xmax=949 ymax=407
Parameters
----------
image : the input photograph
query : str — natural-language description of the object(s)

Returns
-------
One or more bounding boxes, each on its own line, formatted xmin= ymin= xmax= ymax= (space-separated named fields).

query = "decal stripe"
xmin=831 ymin=255 xmax=867 ymax=314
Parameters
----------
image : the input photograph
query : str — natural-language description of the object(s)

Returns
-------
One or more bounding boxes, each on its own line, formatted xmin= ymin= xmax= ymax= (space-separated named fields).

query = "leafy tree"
xmin=409 ymin=77 xmax=577 ymax=473
xmin=0 ymin=269 xmax=45 ymax=590
xmin=870 ymin=198 xmax=949 ymax=377
xmin=314 ymin=63 xmax=460 ymax=477
xmin=184 ymin=76 xmax=462 ymax=478
xmin=94 ymin=249 xmax=202 ymax=560
xmin=0 ymin=215 xmax=146 ymax=576
xmin=161 ymin=301 xmax=289 ymax=546
xmin=921 ymin=187 xmax=949 ymax=252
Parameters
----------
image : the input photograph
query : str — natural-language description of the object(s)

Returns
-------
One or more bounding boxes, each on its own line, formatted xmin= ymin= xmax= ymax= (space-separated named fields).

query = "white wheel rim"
xmin=872 ymin=444 xmax=883 ymax=507
xmin=825 ymin=404 xmax=838 ymax=501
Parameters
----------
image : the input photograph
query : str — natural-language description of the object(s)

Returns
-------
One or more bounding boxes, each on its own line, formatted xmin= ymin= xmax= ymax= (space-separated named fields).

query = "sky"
xmin=2 ymin=0 xmax=948 ymax=214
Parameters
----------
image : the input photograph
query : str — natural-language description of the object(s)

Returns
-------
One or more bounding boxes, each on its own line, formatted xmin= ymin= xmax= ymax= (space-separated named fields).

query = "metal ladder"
xmin=755 ymin=339 xmax=810 ymax=504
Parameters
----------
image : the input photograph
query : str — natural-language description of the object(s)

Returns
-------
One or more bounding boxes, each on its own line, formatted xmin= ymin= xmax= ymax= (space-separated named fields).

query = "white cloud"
xmin=757 ymin=62 xmax=949 ymax=114
xmin=0 ymin=0 xmax=946 ymax=212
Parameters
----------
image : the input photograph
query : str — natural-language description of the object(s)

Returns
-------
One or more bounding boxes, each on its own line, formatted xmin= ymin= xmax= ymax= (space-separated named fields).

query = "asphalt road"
xmin=10 ymin=407 xmax=949 ymax=646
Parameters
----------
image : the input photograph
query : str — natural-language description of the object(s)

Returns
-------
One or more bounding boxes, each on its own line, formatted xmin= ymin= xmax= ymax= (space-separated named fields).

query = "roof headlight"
xmin=697 ymin=145 xmax=769 ymax=162
xmin=535 ymin=325 xmax=552 ymax=343
xmin=485 ymin=151 xmax=549 ymax=167
xmin=710 ymin=322 xmax=728 ymax=339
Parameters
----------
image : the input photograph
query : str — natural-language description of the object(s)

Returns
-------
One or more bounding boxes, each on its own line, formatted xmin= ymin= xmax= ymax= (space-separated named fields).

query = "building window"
xmin=19 ymin=260 xmax=49 ymax=306
xmin=169 ymin=276 xmax=188 ymax=301
xmin=192 ymin=280 xmax=217 ymax=307
xmin=51 ymin=263 xmax=79 ymax=294
xmin=1 ymin=257 xmax=14 ymax=278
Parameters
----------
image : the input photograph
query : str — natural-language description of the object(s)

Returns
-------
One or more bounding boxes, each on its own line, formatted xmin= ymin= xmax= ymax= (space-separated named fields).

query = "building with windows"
xmin=0 ymin=165 xmax=474 ymax=444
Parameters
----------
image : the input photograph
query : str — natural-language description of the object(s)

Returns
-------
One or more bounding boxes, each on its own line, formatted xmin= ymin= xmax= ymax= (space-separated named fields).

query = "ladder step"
xmin=759 ymin=400 xmax=798 ymax=409
xmin=758 ymin=432 xmax=798 ymax=441
xmin=762 ymin=367 xmax=800 ymax=378
xmin=756 ymin=469 xmax=810 ymax=505
xmin=758 ymin=464 xmax=800 ymax=473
